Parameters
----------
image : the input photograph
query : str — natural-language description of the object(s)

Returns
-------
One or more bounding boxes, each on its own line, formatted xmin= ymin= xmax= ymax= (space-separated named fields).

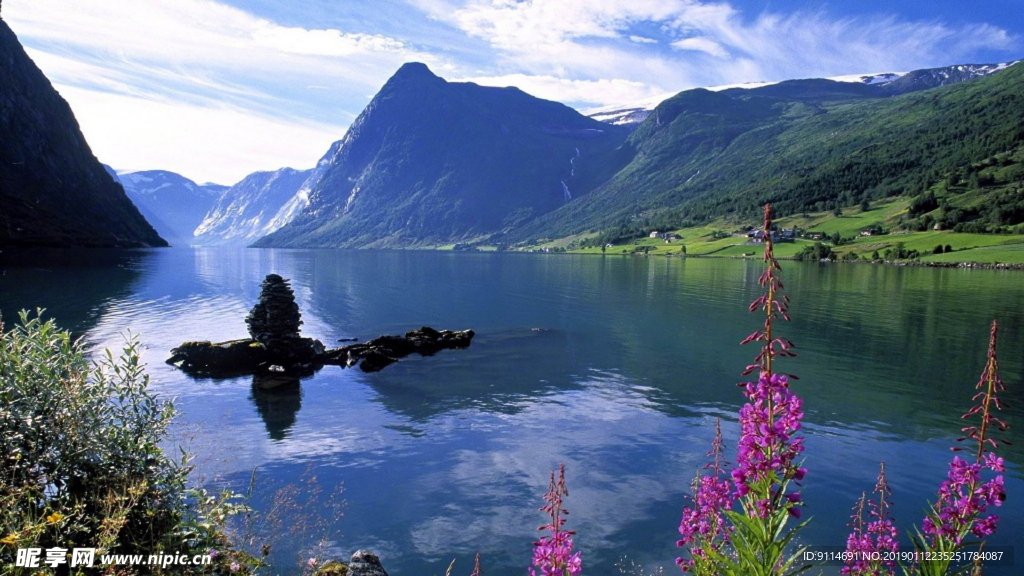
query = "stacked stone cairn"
xmin=246 ymin=274 xmax=302 ymax=344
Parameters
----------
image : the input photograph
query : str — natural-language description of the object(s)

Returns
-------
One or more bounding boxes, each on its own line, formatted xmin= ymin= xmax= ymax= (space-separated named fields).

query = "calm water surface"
xmin=1 ymin=249 xmax=1022 ymax=575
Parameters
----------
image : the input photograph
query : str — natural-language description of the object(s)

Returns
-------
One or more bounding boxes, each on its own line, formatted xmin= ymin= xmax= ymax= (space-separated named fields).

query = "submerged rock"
xmin=312 ymin=561 xmax=349 ymax=576
xmin=165 ymin=339 xmax=266 ymax=376
xmin=166 ymin=336 xmax=324 ymax=377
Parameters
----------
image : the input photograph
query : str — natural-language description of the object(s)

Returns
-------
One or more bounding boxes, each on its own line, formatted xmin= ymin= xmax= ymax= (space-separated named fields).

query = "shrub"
xmin=0 ymin=310 xmax=255 ymax=573
xmin=0 ymin=311 xmax=185 ymax=559
xmin=794 ymin=242 xmax=834 ymax=261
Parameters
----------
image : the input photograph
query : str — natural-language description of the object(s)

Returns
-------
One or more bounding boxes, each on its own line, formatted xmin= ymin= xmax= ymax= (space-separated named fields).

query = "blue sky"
xmin=5 ymin=0 xmax=1022 ymax=184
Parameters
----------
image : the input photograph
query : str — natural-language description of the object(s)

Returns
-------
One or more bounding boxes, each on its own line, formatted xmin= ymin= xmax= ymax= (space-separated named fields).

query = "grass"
xmin=829 ymin=231 xmax=1024 ymax=263
xmin=918 ymin=242 xmax=1024 ymax=264
xmin=549 ymin=198 xmax=1024 ymax=264
xmin=775 ymin=199 xmax=911 ymax=236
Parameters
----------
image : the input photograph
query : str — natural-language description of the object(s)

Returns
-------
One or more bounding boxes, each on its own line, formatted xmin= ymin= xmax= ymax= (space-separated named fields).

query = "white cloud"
xmin=52 ymin=83 xmax=343 ymax=185
xmin=421 ymin=0 xmax=1018 ymax=95
xmin=4 ymin=0 xmax=445 ymax=182
xmin=671 ymin=36 xmax=729 ymax=58
xmin=251 ymin=25 xmax=409 ymax=57
xmin=450 ymin=0 xmax=684 ymax=50
xmin=456 ymin=73 xmax=662 ymax=107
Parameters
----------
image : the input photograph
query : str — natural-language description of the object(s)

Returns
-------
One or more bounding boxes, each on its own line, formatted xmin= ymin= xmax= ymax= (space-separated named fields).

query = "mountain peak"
xmin=391 ymin=62 xmax=441 ymax=82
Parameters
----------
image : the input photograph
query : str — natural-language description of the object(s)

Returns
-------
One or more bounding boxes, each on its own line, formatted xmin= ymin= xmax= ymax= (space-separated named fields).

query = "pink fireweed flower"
xmin=731 ymin=372 xmax=805 ymax=514
xmin=676 ymin=203 xmax=808 ymax=574
xmin=733 ymin=204 xmax=805 ymax=516
xmin=530 ymin=464 xmax=582 ymax=576
xmin=470 ymin=552 xmax=482 ymax=576
xmin=842 ymin=463 xmax=898 ymax=576
xmin=922 ymin=456 xmax=1005 ymax=544
xmin=922 ymin=320 xmax=1009 ymax=547
xmin=677 ymin=419 xmax=733 ymax=573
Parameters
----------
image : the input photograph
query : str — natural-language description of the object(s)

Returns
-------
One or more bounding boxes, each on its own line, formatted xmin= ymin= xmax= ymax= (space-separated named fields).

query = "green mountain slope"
xmin=509 ymin=61 xmax=1024 ymax=243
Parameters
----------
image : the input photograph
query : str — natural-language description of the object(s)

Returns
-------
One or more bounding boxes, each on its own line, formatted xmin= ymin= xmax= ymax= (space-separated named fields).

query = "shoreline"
xmin=553 ymin=250 xmax=1024 ymax=271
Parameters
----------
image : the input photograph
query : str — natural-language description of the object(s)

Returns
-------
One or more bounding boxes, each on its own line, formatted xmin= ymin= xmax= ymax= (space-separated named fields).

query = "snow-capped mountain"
xmin=876 ymin=61 xmax=1019 ymax=95
xmin=584 ymin=61 xmax=1020 ymax=126
xmin=584 ymin=92 xmax=674 ymax=126
xmin=111 ymin=169 xmax=225 ymax=246
xmin=192 ymin=167 xmax=315 ymax=246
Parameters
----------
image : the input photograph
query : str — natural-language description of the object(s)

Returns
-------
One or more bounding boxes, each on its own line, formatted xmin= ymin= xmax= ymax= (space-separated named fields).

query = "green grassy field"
xmin=775 ymin=199 xmax=910 ymax=235
xmin=554 ymin=198 xmax=1024 ymax=264
xmin=919 ymin=242 xmax=1024 ymax=263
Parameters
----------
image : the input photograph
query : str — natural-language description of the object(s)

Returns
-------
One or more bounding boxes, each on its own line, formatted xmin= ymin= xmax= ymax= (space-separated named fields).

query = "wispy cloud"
xmin=5 ymin=0 xmax=446 ymax=183
xmin=4 ymin=0 xmax=1019 ymax=182
xmin=455 ymin=73 xmax=663 ymax=106
xmin=50 ymin=82 xmax=343 ymax=186
xmin=420 ymin=0 xmax=1019 ymax=100
xmin=671 ymin=37 xmax=730 ymax=58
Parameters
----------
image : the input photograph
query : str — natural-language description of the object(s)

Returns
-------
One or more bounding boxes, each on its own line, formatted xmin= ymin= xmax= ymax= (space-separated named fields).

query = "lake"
xmin=1 ymin=248 xmax=1022 ymax=575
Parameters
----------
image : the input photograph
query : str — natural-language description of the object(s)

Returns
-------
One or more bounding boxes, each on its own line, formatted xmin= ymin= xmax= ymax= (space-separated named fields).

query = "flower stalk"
xmin=910 ymin=320 xmax=1008 ymax=575
xmin=842 ymin=463 xmax=898 ymax=576
xmin=677 ymin=203 xmax=809 ymax=576
xmin=529 ymin=464 xmax=582 ymax=576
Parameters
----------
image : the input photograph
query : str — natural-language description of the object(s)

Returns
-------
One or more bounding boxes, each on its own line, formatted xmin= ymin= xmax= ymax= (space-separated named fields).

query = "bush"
xmin=0 ymin=311 xmax=255 ymax=573
xmin=793 ymin=242 xmax=835 ymax=261
xmin=0 ymin=311 xmax=182 ymax=557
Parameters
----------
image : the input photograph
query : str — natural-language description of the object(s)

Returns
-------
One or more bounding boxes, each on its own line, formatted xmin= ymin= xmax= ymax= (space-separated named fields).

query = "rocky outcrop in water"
xmin=323 ymin=326 xmax=475 ymax=372
xmin=166 ymin=274 xmax=473 ymax=377
xmin=312 ymin=550 xmax=390 ymax=576
xmin=348 ymin=550 xmax=390 ymax=576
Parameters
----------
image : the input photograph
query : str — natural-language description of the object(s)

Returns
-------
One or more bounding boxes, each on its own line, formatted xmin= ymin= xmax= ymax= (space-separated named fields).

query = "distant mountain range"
xmin=192 ymin=167 xmax=312 ymax=246
xmin=108 ymin=168 xmax=225 ymax=246
xmin=106 ymin=165 xmax=316 ymax=247
xmin=254 ymin=59 xmax=1023 ymax=247
xmin=108 ymin=58 xmax=1024 ymax=249
xmin=510 ymin=59 xmax=1024 ymax=242
xmin=3 ymin=9 xmax=1021 ymax=250
xmin=0 ymin=19 xmax=164 ymax=248
xmin=583 ymin=62 xmax=1019 ymax=126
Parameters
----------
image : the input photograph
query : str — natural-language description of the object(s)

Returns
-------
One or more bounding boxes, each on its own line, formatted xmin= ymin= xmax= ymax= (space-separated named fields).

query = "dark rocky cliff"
xmin=0 ymin=19 xmax=165 ymax=248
